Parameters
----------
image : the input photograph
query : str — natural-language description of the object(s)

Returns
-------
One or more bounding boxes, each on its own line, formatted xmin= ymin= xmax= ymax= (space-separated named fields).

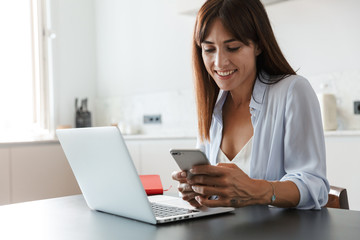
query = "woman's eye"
xmin=227 ymin=47 xmax=240 ymax=52
xmin=203 ymin=48 xmax=215 ymax=53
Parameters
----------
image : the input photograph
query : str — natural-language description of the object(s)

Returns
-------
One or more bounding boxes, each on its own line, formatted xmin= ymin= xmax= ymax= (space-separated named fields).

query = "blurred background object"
xmin=75 ymin=98 xmax=92 ymax=128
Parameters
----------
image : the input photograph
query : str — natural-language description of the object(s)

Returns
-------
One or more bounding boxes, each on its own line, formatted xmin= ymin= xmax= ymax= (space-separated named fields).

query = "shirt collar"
xmin=249 ymin=74 xmax=268 ymax=111
xmin=213 ymin=90 xmax=228 ymax=124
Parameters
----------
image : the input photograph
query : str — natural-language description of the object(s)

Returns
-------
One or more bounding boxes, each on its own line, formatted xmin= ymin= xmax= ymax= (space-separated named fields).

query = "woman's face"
xmin=201 ymin=18 xmax=261 ymax=92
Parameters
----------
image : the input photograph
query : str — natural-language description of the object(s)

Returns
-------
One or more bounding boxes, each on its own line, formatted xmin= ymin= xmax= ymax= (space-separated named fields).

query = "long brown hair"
xmin=193 ymin=0 xmax=296 ymax=142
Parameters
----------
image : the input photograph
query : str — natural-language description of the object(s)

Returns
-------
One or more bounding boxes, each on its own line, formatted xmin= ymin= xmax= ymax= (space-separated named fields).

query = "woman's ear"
xmin=255 ymin=44 xmax=262 ymax=56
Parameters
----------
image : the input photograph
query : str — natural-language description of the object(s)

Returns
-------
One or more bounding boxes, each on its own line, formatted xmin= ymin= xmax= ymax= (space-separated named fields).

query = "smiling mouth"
xmin=215 ymin=69 xmax=237 ymax=77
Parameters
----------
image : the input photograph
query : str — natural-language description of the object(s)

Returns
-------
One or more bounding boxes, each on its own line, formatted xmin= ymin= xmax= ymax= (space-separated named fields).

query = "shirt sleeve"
xmin=282 ymin=77 xmax=330 ymax=209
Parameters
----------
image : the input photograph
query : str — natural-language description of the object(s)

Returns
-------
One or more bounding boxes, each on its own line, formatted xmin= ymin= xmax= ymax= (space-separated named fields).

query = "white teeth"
xmin=217 ymin=70 xmax=235 ymax=76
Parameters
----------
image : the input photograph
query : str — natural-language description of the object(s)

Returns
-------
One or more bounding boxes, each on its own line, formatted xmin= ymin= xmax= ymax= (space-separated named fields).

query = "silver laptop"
xmin=56 ymin=127 xmax=234 ymax=224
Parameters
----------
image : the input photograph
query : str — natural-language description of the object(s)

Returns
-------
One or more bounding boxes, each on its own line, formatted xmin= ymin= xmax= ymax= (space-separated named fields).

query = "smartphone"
xmin=169 ymin=149 xmax=210 ymax=171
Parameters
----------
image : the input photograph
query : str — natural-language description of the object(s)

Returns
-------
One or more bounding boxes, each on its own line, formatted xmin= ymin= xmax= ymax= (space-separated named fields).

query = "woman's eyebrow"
xmin=224 ymin=39 xmax=237 ymax=43
xmin=202 ymin=40 xmax=214 ymax=44
xmin=202 ymin=39 xmax=237 ymax=44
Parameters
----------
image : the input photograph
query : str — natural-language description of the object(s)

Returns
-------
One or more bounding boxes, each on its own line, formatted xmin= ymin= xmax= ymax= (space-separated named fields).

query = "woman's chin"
xmin=217 ymin=84 xmax=234 ymax=91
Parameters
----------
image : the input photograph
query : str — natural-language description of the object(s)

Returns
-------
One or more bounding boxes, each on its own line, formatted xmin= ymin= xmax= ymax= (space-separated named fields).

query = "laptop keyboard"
xmin=151 ymin=202 xmax=199 ymax=218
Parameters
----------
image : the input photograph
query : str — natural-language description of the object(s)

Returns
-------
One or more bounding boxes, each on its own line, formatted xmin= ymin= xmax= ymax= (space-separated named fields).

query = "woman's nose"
xmin=214 ymin=51 xmax=229 ymax=68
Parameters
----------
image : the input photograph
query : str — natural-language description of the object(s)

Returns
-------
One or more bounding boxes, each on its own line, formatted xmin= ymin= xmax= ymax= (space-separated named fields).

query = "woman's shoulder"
xmin=267 ymin=74 xmax=312 ymax=96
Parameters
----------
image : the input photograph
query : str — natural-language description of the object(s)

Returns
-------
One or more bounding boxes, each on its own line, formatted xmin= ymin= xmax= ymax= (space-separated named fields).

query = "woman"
xmin=172 ymin=0 xmax=329 ymax=209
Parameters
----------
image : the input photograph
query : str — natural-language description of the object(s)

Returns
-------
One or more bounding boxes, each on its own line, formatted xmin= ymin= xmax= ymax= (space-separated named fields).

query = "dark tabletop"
xmin=0 ymin=194 xmax=359 ymax=240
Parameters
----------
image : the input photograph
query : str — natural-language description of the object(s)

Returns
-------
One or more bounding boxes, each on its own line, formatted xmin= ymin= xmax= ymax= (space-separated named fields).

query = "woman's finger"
xmin=187 ymin=174 xmax=227 ymax=187
xmin=171 ymin=170 xmax=187 ymax=181
xmin=216 ymin=163 xmax=239 ymax=169
xmin=190 ymin=163 xmax=240 ymax=176
xmin=191 ymin=184 xmax=227 ymax=197
xmin=181 ymin=191 xmax=198 ymax=201
xmin=181 ymin=192 xmax=203 ymax=208
xmin=188 ymin=199 xmax=202 ymax=208
xmin=178 ymin=183 xmax=193 ymax=192
xmin=190 ymin=165 xmax=224 ymax=175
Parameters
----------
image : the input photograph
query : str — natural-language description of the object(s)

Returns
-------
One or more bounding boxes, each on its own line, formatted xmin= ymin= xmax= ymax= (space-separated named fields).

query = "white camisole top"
xmin=216 ymin=136 xmax=253 ymax=176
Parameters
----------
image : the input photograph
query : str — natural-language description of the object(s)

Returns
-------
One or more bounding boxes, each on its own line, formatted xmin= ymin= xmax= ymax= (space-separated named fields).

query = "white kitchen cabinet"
xmin=324 ymin=134 xmax=360 ymax=211
xmin=1 ymin=132 xmax=359 ymax=211
xmin=10 ymin=144 xmax=81 ymax=204
xmin=0 ymin=148 xmax=11 ymax=205
xmin=0 ymin=137 xmax=196 ymax=205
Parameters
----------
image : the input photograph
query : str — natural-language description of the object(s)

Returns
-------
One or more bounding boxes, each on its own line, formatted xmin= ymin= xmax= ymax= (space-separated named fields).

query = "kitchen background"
xmin=51 ymin=0 xmax=360 ymax=134
xmin=1 ymin=0 xmax=359 ymax=210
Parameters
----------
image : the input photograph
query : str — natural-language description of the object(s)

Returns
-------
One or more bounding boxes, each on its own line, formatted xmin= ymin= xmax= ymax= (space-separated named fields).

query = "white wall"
xmin=266 ymin=0 xmax=360 ymax=130
xmin=94 ymin=0 xmax=194 ymax=98
xmin=93 ymin=0 xmax=197 ymax=134
xmin=267 ymin=0 xmax=360 ymax=76
xmin=49 ymin=0 xmax=97 ymax=128
xmin=49 ymin=0 xmax=197 ymax=133
xmin=50 ymin=0 xmax=360 ymax=132
xmin=90 ymin=0 xmax=360 ymax=133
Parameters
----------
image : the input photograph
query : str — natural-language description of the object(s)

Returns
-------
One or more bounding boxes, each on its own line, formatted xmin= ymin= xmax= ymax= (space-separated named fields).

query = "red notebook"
xmin=139 ymin=175 xmax=163 ymax=195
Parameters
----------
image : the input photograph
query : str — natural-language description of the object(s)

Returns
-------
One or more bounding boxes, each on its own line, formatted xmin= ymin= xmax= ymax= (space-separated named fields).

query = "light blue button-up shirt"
xmin=196 ymin=74 xmax=330 ymax=209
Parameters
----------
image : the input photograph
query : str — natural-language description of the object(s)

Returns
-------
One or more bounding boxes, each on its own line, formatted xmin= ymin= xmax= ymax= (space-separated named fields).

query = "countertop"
xmin=1 ymin=130 xmax=360 ymax=146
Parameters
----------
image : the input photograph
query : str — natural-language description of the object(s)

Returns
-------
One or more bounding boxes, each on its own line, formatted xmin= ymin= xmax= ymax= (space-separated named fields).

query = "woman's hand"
xmin=188 ymin=163 xmax=271 ymax=208
xmin=171 ymin=170 xmax=202 ymax=208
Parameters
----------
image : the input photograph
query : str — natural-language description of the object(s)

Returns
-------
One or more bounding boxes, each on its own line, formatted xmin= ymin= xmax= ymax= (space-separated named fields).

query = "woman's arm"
xmin=281 ymin=77 xmax=329 ymax=209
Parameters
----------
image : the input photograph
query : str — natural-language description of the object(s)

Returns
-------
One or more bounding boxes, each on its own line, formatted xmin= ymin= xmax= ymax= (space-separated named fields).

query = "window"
xmin=0 ymin=0 xmax=52 ymax=141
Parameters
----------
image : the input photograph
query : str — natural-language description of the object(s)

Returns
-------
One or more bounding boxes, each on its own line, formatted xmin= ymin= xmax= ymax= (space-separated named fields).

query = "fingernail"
xmin=195 ymin=196 xmax=200 ymax=202
xmin=189 ymin=169 xmax=194 ymax=173
xmin=180 ymin=172 xmax=187 ymax=177
xmin=192 ymin=186 xmax=198 ymax=192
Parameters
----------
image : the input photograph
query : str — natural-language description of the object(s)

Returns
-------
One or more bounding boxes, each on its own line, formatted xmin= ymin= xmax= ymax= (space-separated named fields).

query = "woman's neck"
xmin=228 ymin=78 xmax=255 ymax=109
